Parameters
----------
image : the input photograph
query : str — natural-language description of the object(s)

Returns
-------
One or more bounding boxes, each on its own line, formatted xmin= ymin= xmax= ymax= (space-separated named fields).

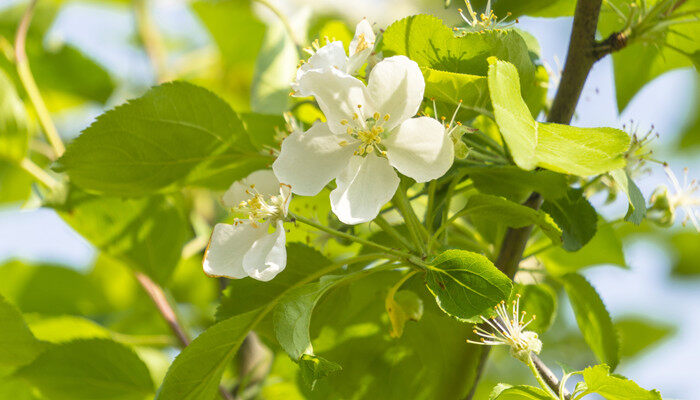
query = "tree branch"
xmin=464 ymin=1 xmax=606 ymax=398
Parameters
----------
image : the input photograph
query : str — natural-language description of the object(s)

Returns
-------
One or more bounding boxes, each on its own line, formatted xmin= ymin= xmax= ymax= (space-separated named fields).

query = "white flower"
xmin=467 ymin=295 xmax=542 ymax=362
xmin=203 ymin=170 xmax=291 ymax=281
xmin=273 ymin=55 xmax=454 ymax=224
xmin=292 ymin=18 xmax=376 ymax=96
xmin=652 ymin=165 xmax=700 ymax=232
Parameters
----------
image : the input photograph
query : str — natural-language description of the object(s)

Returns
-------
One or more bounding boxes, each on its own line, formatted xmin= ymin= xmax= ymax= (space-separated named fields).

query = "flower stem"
xmin=288 ymin=212 xmax=428 ymax=268
xmin=19 ymin=158 xmax=59 ymax=190
xmin=14 ymin=0 xmax=64 ymax=158
xmin=392 ymin=183 xmax=428 ymax=255
xmin=134 ymin=0 xmax=169 ymax=82
xmin=373 ymin=214 xmax=416 ymax=251
xmin=252 ymin=0 xmax=305 ymax=49
xmin=526 ymin=354 xmax=559 ymax=400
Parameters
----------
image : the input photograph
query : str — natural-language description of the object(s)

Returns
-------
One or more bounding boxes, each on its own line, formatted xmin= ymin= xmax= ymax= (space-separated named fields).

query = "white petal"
xmin=330 ymin=153 xmax=399 ymax=224
xmin=296 ymin=68 xmax=375 ymax=135
xmin=243 ymin=220 xmax=287 ymax=281
xmin=222 ymin=169 xmax=280 ymax=208
xmin=203 ymin=221 xmax=268 ymax=279
xmin=346 ymin=18 xmax=375 ymax=74
xmin=384 ymin=117 xmax=454 ymax=182
xmin=272 ymin=122 xmax=356 ymax=196
xmin=367 ymin=55 xmax=424 ymax=130
xmin=292 ymin=41 xmax=348 ymax=97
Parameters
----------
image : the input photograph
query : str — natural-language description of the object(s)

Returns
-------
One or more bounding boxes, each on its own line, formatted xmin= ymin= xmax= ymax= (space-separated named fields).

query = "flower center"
xmin=234 ymin=184 xmax=288 ymax=226
xmin=354 ymin=33 xmax=370 ymax=53
xmin=341 ymin=107 xmax=391 ymax=156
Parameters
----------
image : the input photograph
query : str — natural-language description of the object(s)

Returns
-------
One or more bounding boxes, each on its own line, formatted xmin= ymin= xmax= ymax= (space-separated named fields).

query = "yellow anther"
xmin=347 ymin=126 xmax=354 ymax=135
xmin=373 ymin=112 xmax=380 ymax=120
xmin=357 ymin=104 xmax=362 ymax=109
xmin=383 ymin=114 xmax=390 ymax=121
xmin=341 ymin=119 xmax=349 ymax=125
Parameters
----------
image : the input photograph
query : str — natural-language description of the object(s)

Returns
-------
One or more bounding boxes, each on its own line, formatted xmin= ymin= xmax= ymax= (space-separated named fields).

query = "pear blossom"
xmin=292 ymin=18 xmax=375 ymax=96
xmin=273 ymin=55 xmax=454 ymax=224
xmin=467 ymin=295 xmax=542 ymax=362
xmin=203 ymin=170 xmax=291 ymax=281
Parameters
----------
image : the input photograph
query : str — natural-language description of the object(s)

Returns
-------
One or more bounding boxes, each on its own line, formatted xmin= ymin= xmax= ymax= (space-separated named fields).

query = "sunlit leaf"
xmin=425 ymin=249 xmax=512 ymax=322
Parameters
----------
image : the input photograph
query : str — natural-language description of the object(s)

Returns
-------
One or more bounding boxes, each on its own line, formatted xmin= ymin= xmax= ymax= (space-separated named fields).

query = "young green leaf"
xmin=156 ymin=311 xmax=260 ymax=400
xmin=541 ymin=188 xmax=597 ymax=252
xmin=466 ymin=166 xmax=568 ymax=202
xmin=381 ymin=14 xmax=535 ymax=119
xmin=539 ymin=220 xmax=625 ymax=275
xmin=386 ymin=289 xmax=424 ymax=338
xmin=490 ymin=383 xmax=553 ymax=399
xmin=216 ymin=243 xmax=333 ymax=320
xmin=16 ymin=338 xmax=154 ymax=400
xmin=56 ymin=81 xmax=271 ymax=195
xmin=0 ymin=294 xmax=46 ymax=368
xmin=610 ymin=168 xmax=647 ymax=224
xmin=510 ymin=284 xmax=557 ymax=333
xmin=274 ymin=275 xmax=346 ymax=360
xmin=0 ymin=70 xmax=29 ymax=163
xmin=299 ymin=354 xmax=342 ymax=390
xmin=562 ymin=274 xmax=620 ymax=370
xmin=487 ymin=58 xmax=630 ymax=176
xmin=615 ymin=317 xmax=674 ymax=359
xmin=464 ymin=193 xmax=563 ymax=245
xmin=57 ymin=192 xmax=191 ymax=285
xmin=580 ymin=364 xmax=662 ymax=400
xmin=425 ymin=250 xmax=513 ymax=322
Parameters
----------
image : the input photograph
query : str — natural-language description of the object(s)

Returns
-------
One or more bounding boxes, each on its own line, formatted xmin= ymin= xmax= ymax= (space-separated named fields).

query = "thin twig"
xmin=14 ymin=0 xmax=65 ymax=158
xmin=133 ymin=0 xmax=169 ymax=82
xmin=134 ymin=272 xmax=236 ymax=400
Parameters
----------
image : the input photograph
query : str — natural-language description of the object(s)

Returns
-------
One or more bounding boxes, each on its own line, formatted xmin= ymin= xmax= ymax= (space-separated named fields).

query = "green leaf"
xmin=487 ymin=58 xmax=630 ymax=176
xmin=669 ymin=231 xmax=700 ymax=276
xmin=0 ymin=261 xmax=109 ymax=316
xmin=0 ymin=69 xmax=28 ymax=162
xmin=510 ymin=284 xmax=557 ymax=333
xmin=610 ymin=169 xmax=646 ymax=224
xmin=561 ymin=274 xmax=619 ymax=370
xmin=539 ymin=220 xmax=625 ymax=275
xmin=381 ymin=14 xmax=535 ymax=119
xmin=216 ymin=243 xmax=332 ymax=320
xmin=386 ymin=289 xmax=424 ymax=338
xmin=466 ymin=166 xmax=568 ymax=202
xmin=240 ymin=112 xmax=285 ymax=151
xmin=274 ymin=275 xmax=346 ymax=360
xmin=299 ymin=354 xmax=342 ymax=390
xmin=422 ymin=68 xmax=491 ymax=118
xmin=425 ymin=250 xmax=513 ymax=322
xmin=464 ymin=194 xmax=563 ymax=245
xmin=26 ymin=316 xmax=112 ymax=343
xmin=541 ymin=188 xmax=597 ymax=251
xmin=615 ymin=317 xmax=675 ymax=359
xmin=16 ymin=338 xmax=154 ymax=400
xmin=57 ymin=192 xmax=191 ymax=285
xmin=490 ymin=383 xmax=553 ymax=399
xmin=0 ymin=294 xmax=46 ymax=368
xmin=56 ymin=81 xmax=271 ymax=195
xmin=156 ymin=310 xmax=259 ymax=400
xmin=0 ymin=160 xmax=32 ymax=205
xmin=251 ymin=20 xmax=298 ymax=113
xmin=580 ymin=364 xmax=662 ymax=400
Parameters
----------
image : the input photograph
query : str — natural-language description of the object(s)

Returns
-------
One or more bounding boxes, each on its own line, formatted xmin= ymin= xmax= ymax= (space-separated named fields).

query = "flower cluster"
xmin=204 ymin=19 xmax=455 ymax=280
xmin=649 ymin=165 xmax=700 ymax=232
